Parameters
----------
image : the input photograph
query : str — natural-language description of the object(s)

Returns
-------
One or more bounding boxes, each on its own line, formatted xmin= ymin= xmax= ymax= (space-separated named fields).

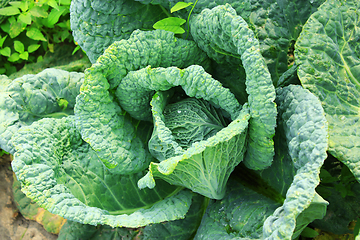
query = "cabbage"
xmin=4 ymin=0 xmax=359 ymax=238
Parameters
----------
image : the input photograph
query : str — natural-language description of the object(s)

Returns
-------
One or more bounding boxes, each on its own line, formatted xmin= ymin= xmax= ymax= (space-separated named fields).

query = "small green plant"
xmin=153 ymin=1 xmax=198 ymax=36
xmin=0 ymin=0 xmax=75 ymax=75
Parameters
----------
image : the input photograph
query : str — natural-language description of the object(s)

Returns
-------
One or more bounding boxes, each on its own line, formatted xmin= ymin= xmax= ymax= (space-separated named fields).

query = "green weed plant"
xmin=0 ymin=0 xmax=75 ymax=75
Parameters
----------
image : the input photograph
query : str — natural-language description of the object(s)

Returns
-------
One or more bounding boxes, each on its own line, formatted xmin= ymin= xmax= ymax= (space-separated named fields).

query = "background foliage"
xmin=0 ymin=0 xmax=78 ymax=75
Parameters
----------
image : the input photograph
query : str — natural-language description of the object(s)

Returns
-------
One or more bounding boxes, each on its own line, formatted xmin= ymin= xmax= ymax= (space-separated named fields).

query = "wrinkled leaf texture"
xmin=0 ymin=69 xmax=84 ymax=154
xmin=190 ymin=4 xmax=277 ymax=170
xmin=194 ymin=85 xmax=328 ymax=239
xmin=11 ymin=116 xmax=192 ymax=228
xmin=295 ymin=0 xmax=360 ymax=181
xmin=74 ymin=29 xmax=210 ymax=174
xmin=70 ymin=0 xmax=167 ymax=63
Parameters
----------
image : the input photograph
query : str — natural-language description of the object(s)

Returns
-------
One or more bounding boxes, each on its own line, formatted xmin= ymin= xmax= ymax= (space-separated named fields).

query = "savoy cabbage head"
xmin=3 ymin=0 xmax=360 ymax=239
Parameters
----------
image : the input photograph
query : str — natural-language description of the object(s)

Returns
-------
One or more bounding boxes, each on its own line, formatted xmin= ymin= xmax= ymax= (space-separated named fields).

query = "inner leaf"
xmin=163 ymin=98 xmax=228 ymax=149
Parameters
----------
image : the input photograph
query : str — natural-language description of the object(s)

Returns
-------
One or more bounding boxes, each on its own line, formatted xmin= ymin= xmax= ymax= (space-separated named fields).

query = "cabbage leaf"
xmin=11 ymin=116 xmax=192 ymax=227
xmin=70 ymin=0 xmax=167 ymax=63
xmin=295 ymin=0 xmax=360 ymax=180
xmin=190 ymin=4 xmax=277 ymax=170
xmin=0 ymin=69 xmax=84 ymax=154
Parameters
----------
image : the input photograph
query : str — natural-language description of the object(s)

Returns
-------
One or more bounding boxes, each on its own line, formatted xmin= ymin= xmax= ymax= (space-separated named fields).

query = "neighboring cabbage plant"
xmin=6 ymin=0 xmax=360 ymax=239
xmin=0 ymin=68 xmax=84 ymax=154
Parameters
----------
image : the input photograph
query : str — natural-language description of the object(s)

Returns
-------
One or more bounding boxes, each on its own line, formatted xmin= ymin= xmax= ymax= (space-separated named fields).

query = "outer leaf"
xmin=262 ymin=85 xmax=329 ymax=239
xmin=194 ymin=179 xmax=280 ymax=239
xmin=11 ymin=116 xmax=192 ymax=228
xmin=74 ymin=29 xmax=210 ymax=174
xmin=70 ymin=0 xmax=167 ymax=63
xmin=295 ymin=0 xmax=360 ymax=182
xmin=0 ymin=68 xmax=84 ymax=154
xmin=13 ymin=176 xmax=66 ymax=234
xmin=141 ymin=194 xmax=206 ymax=240
xmin=58 ymin=221 xmax=98 ymax=240
xmin=58 ymin=221 xmax=139 ymax=240
xmin=190 ymin=4 xmax=277 ymax=170
xmin=153 ymin=0 xmax=323 ymax=83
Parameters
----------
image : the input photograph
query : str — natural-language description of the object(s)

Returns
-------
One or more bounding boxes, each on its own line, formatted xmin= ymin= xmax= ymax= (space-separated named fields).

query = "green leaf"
xmin=59 ymin=0 xmax=71 ymax=6
xmin=354 ymin=218 xmax=360 ymax=236
xmin=70 ymin=0 xmax=168 ymax=63
xmin=0 ymin=35 xmax=7 ymax=48
xmin=194 ymin=179 xmax=281 ymax=239
xmin=295 ymin=0 xmax=360 ymax=181
xmin=18 ymin=12 xmax=32 ymax=25
xmin=261 ymin=84 xmax=329 ymax=239
xmin=57 ymin=98 xmax=68 ymax=110
xmin=0 ymin=68 xmax=84 ymax=154
xmin=71 ymin=45 xmax=80 ymax=55
xmin=47 ymin=0 xmax=59 ymax=10
xmin=190 ymin=4 xmax=277 ymax=170
xmin=26 ymin=27 xmax=47 ymax=41
xmin=56 ymin=20 xmax=70 ymax=29
xmin=27 ymin=44 xmax=40 ymax=53
xmin=319 ymin=169 xmax=339 ymax=183
xmin=19 ymin=51 xmax=28 ymax=60
xmin=0 ymin=6 xmax=20 ymax=16
xmin=311 ymin=182 xmax=360 ymax=234
xmin=13 ymin=176 xmax=66 ymax=234
xmin=58 ymin=221 xmax=139 ymax=240
xmin=142 ymin=194 xmax=206 ymax=240
xmin=0 ymin=46 xmax=11 ymax=57
xmin=9 ymin=20 xmax=26 ymax=38
xmin=153 ymin=17 xmax=186 ymax=34
xmin=163 ymin=98 xmax=227 ymax=149
xmin=14 ymin=40 xmax=24 ymax=53
xmin=45 ymin=7 xmax=66 ymax=27
xmin=8 ymin=52 xmax=19 ymax=62
xmin=29 ymin=6 xmax=48 ymax=18
xmin=60 ymin=30 xmax=70 ymax=41
xmin=9 ymin=1 xmax=28 ymax=12
xmin=11 ymin=116 xmax=191 ymax=227
xmin=1 ymin=20 xmax=10 ymax=33
xmin=171 ymin=2 xmax=193 ymax=13
xmin=298 ymin=220 xmax=320 ymax=237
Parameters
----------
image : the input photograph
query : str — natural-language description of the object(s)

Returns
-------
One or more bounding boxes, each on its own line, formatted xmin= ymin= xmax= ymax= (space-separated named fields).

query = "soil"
xmin=0 ymin=153 xmax=58 ymax=240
